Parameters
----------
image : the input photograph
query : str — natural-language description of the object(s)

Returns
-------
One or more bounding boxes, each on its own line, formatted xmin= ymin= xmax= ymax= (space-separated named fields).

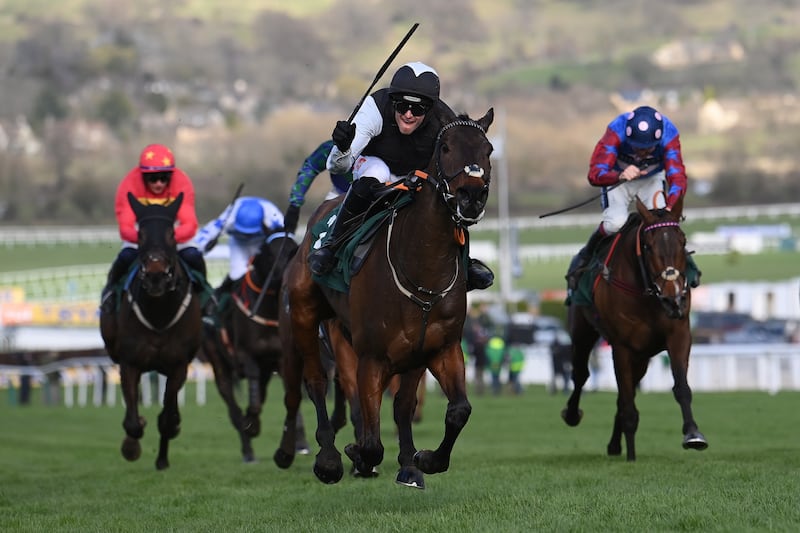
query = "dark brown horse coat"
xmin=200 ymin=231 xmax=300 ymax=463
xmin=274 ymin=107 xmax=494 ymax=488
xmin=562 ymin=195 xmax=708 ymax=460
xmin=99 ymin=192 xmax=202 ymax=470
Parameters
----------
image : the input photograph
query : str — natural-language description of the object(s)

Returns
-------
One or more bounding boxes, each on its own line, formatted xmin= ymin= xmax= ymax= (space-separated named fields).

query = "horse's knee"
xmin=445 ymin=399 xmax=472 ymax=428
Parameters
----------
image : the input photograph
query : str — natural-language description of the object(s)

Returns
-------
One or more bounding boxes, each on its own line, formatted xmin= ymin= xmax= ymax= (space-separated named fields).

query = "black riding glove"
xmin=284 ymin=204 xmax=300 ymax=234
xmin=332 ymin=121 xmax=356 ymax=152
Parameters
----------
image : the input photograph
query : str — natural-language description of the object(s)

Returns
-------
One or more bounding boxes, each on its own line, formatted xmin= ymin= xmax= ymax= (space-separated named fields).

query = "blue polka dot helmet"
xmin=625 ymin=106 xmax=663 ymax=149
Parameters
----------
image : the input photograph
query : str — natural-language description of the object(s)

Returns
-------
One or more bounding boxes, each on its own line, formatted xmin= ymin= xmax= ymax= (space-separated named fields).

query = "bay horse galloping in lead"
xmin=274 ymin=107 xmax=494 ymax=488
xmin=562 ymin=195 xmax=708 ymax=461
xmin=99 ymin=192 xmax=202 ymax=470
xmin=200 ymin=231 xmax=300 ymax=462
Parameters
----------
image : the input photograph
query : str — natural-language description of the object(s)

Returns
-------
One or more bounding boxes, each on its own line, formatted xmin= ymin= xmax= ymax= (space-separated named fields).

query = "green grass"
xmin=1 ymin=385 xmax=799 ymax=532
xmin=0 ymin=242 xmax=119 ymax=273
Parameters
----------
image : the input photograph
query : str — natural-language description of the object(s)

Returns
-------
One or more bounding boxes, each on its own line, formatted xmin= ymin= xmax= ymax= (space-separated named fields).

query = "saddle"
xmin=310 ymin=188 xmax=414 ymax=293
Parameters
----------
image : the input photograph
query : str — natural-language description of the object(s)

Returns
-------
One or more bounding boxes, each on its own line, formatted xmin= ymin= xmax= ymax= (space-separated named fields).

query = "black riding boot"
xmin=566 ymin=228 xmax=605 ymax=290
xmin=179 ymin=246 xmax=207 ymax=286
xmin=308 ymin=177 xmax=378 ymax=276
xmin=686 ymin=251 xmax=702 ymax=288
xmin=100 ymin=248 xmax=137 ymax=314
xmin=467 ymin=258 xmax=494 ymax=291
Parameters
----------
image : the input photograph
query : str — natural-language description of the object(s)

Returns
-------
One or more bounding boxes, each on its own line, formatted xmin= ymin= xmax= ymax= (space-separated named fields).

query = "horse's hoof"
xmin=121 ymin=437 xmax=141 ymax=462
xmin=351 ymin=465 xmax=379 ymax=478
xmin=242 ymin=453 xmax=258 ymax=464
xmin=413 ymin=449 xmax=448 ymax=475
xmin=344 ymin=443 xmax=359 ymax=462
xmin=313 ymin=462 xmax=344 ymax=484
xmin=344 ymin=443 xmax=375 ymax=477
xmin=683 ymin=432 xmax=708 ymax=451
xmin=561 ymin=407 xmax=583 ymax=427
xmin=607 ymin=442 xmax=622 ymax=456
xmin=396 ymin=467 xmax=425 ymax=489
xmin=155 ymin=458 xmax=170 ymax=470
xmin=273 ymin=449 xmax=295 ymax=469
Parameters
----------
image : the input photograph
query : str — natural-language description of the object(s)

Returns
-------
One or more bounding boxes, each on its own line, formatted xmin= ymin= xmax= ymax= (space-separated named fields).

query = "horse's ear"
xmin=166 ymin=192 xmax=184 ymax=219
xmin=635 ymin=196 xmax=652 ymax=220
xmin=478 ymin=108 xmax=494 ymax=133
xmin=128 ymin=192 xmax=145 ymax=219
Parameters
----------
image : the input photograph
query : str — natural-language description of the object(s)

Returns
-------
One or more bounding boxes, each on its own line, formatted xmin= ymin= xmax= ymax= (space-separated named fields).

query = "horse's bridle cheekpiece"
xmin=433 ymin=119 xmax=490 ymax=227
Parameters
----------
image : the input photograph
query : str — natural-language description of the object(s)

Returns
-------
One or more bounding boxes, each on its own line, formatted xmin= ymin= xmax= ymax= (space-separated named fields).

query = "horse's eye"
xmin=440 ymin=143 xmax=450 ymax=154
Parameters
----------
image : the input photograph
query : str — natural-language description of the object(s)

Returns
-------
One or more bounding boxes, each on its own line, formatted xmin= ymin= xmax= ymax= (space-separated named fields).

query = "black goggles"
xmin=392 ymin=100 xmax=429 ymax=117
xmin=144 ymin=171 xmax=172 ymax=184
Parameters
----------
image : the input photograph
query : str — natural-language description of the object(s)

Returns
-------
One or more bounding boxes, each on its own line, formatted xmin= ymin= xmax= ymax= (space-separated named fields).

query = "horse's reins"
xmin=246 ymin=230 xmax=294 ymax=321
xmin=598 ymin=219 xmax=685 ymax=297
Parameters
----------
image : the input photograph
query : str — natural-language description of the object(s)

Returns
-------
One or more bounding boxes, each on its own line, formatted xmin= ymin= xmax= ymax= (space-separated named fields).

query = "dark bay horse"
xmin=200 ymin=231 xmax=300 ymax=463
xmin=562 ymin=195 xmax=708 ymax=461
xmin=274 ymin=107 xmax=494 ymax=488
xmin=99 ymin=192 xmax=202 ymax=470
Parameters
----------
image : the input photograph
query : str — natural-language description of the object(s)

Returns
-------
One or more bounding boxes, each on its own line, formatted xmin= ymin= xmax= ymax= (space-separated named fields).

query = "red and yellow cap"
xmin=139 ymin=144 xmax=175 ymax=173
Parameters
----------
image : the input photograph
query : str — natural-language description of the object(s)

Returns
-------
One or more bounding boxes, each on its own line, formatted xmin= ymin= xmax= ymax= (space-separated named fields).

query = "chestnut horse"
xmin=99 ymin=192 xmax=202 ymax=470
xmin=274 ymin=107 xmax=494 ymax=489
xmin=200 ymin=231 xmax=300 ymax=463
xmin=562 ymin=195 xmax=708 ymax=461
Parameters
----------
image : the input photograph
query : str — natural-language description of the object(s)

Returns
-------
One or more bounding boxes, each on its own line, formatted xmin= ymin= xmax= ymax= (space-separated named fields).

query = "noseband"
xmin=432 ymin=119 xmax=490 ymax=226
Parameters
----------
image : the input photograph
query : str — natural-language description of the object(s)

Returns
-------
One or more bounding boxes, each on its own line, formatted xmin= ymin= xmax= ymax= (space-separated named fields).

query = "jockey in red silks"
xmin=100 ymin=143 xmax=206 ymax=313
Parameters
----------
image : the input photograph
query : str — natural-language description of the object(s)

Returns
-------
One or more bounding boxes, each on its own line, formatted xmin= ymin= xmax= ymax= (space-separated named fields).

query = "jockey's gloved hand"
xmin=332 ymin=121 xmax=356 ymax=152
xmin=284 ymin=205 xmax=300 ymax=234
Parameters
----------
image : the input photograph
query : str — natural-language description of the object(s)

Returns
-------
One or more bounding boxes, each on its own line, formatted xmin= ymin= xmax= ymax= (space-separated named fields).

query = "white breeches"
xmin=352 ymin=156 xmax=397 ymax=184
xmin=601 ymin=172 xmax=666 ymax=234
xmin=229 ymin=236 xmax=263 ymax=280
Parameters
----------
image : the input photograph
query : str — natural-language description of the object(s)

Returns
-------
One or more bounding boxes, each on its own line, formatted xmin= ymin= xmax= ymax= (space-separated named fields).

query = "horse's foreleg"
xmin=203 ymin=330 xmax=252 ymax=462
xmin=346 ymin=356 xmax=387 ymax=476
xmin=394 ymin=368 xmax=426 ymax=489
xmin=241 ymin=355 xmax=263 ymax=438
xmin=609 ymin=350 xmax=642 ymax=461
xmin=326 ymin=321 xmax=353 ymax=435
xmin=155 ymin=365 xmax=188 ymax=470
xmin=305 ymin=347 xmax=342 ymax=484
xmin=274 ymin=341 xmax=302 ymax=470
xmin=414 ymin=344 xmax=470 ymax=476
xmin=119 ymin=364 xmax=145 ymax=462
xmin=666 ymin=342 xmax=708 ymax=452
xmin=562 ymin=307 xmax=598 ymax=427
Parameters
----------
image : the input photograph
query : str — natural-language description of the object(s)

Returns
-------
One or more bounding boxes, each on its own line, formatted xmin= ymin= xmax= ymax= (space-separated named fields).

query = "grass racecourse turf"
xmin=1 ymin=383 xmax=798 ymax=532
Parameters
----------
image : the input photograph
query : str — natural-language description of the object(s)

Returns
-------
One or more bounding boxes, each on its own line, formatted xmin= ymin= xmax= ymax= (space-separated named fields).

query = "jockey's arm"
xmin=327 ymin=96 xmax=383 ymax=175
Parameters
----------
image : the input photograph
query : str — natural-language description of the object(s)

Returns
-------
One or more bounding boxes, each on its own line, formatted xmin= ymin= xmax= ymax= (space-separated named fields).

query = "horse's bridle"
xmin=431 ymin=119 xmax=490 ymax=227
xmin=130 ymin=213 xmax=191 ymax=332
xmin=384 ymin=118 xmax=490 ymax=351
xmin=638 ymin=220 xmax=689 ymax=301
